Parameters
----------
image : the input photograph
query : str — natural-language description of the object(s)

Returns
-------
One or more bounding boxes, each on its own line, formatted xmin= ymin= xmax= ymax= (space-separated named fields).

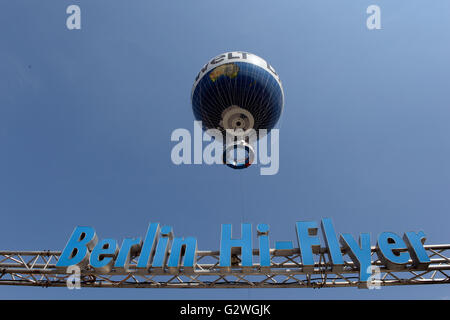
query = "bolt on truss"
xmin=0 ymin=244 xmax=449 ymax=288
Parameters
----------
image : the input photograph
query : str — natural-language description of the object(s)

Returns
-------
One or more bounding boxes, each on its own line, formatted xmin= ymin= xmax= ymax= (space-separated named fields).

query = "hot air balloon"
xmin=191 ymin=51 xmax=284 ymax=169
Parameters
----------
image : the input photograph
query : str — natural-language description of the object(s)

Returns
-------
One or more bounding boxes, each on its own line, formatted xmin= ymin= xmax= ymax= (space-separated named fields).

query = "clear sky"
xmin=1 ymin=0 xmax=449 ymax=299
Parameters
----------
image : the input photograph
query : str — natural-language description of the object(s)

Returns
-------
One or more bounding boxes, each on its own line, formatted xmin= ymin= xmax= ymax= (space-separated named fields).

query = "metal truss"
xmin=0 ymin=244 xmax=449 ymax=289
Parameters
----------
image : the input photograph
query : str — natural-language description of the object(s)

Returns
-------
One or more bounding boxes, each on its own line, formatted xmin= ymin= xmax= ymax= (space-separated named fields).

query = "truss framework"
xmin=0 ymin=244 xmax=449 ymax=289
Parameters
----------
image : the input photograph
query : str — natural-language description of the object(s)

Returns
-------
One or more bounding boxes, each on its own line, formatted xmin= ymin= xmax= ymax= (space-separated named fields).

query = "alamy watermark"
xmin=171 ymin=121 xmax=280 ymax=175
xmin=66 ymin=265 xmax=81 ymax=289
xmin=366 ymin=265 xmax=382 ymax=289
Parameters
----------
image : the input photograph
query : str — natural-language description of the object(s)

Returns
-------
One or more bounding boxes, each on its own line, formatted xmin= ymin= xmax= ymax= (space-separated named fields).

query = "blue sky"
xmin=1 ymin=0 xmax=450 ymax=299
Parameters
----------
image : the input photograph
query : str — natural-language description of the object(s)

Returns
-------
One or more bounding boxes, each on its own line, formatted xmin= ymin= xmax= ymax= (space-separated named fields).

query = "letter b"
xmin=56 ymin=226 xmax=98 ymax=269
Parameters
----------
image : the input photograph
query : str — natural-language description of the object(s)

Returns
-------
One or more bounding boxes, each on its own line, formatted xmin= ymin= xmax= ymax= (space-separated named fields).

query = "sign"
xmin=56 ymin=218 xmax=431 ymax=287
